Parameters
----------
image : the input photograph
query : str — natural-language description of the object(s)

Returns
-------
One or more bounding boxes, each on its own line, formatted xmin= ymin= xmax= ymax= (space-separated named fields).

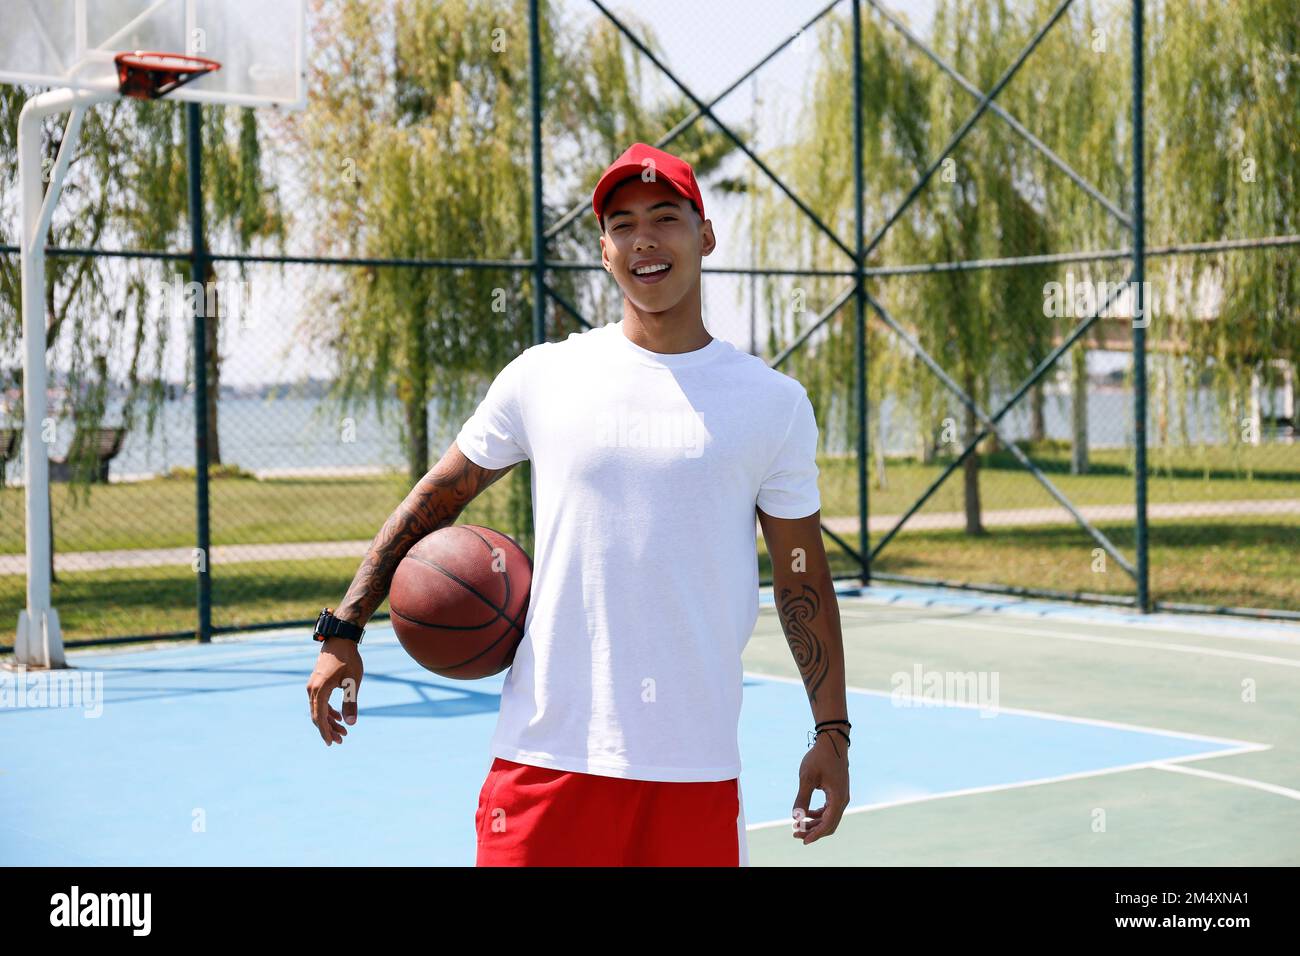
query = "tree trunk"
xmin=1247 ymin=364 xmax=1262 ymax=445
xmin=962 ymin=372 xmax=984 ymax=535
xmin=873 ymin=400 xmax=888 ymax=490
xmin=919 ymin=418 xmax=936 ymax=464
xmin=402 ymin=311 xmax=434 ymax=486
xmin=49 ymin=498 xmax=57 ymax=585
xmin=202 ymin=260 xmax=222 ymax=466
xmin=1155 ymin=354 xmax=1169 ymax=446
xmin=404 ymin=389 xmax=430 ymax=489
xmin=508 ymin=459 xmax=534 ymax=553
xmin=1030 ymin=381 xmax=1046 ymax=443
xmin=1071 ymin=346 xmax=1089 ymax=475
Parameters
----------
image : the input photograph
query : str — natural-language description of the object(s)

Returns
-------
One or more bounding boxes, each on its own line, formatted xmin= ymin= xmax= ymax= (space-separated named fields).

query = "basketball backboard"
xmin=0 ymin=0 xmax=306 ymax=108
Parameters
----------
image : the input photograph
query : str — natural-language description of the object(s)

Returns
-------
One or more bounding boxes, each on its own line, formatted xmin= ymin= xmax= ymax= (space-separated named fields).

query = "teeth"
xmin=634 ymin=263 xmax=670 ymax=275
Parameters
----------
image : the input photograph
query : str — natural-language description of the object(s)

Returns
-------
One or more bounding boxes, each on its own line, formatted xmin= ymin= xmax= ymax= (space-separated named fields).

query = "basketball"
xmin=388 ymin=524 xmax=532 ymax=680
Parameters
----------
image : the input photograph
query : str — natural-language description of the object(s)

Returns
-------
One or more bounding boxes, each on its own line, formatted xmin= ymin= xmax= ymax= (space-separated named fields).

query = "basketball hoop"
xmin=8 ymin=1 xmax=304 ymax=669
xmin=114 ymin=51 xmax=221 ymax=100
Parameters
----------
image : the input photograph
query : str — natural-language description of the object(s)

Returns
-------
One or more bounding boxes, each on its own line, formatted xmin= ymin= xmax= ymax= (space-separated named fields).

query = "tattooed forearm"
xmin=777 ymin=582 xmax=831 ymax=705
xmin=335 ymin=445 xmax=515 ymax=626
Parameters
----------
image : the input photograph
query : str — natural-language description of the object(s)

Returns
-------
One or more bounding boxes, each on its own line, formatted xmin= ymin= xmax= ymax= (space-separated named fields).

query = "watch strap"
xmin=314 ymin=608 xmax=364 ymax=643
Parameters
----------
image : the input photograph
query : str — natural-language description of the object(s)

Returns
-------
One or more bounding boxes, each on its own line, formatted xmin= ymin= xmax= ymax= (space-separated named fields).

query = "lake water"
xmin=0 ymin=385 xmax=1292 ymax=481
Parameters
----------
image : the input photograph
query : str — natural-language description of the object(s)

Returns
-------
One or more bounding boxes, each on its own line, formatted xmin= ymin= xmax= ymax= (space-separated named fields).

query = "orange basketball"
xmin=388 ymin=525 xmax=532 ymax=680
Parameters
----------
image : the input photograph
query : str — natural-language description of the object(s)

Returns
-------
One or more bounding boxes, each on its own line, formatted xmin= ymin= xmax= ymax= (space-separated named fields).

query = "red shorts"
xmin=475 ymin=757 xmax=748 ymax=867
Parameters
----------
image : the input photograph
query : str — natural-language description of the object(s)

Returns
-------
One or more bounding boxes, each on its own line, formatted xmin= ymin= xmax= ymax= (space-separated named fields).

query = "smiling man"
xmin=468 ymin=141 xmax=850 ymax=865
xmin=307 ymin=142 xmax=850 ymax=867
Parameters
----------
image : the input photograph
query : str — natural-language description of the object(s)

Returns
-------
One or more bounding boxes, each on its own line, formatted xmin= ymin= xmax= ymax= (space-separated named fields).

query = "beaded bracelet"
xmin=815 ymin=718 xmax=852 ymax=730
xmin=807 ymin=725 xmax=851 ymax=758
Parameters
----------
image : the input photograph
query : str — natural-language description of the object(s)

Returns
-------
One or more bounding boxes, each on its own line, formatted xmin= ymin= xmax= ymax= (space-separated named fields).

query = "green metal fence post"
xmin=524 ymin=0 xmax=547 ymax=548
xmin=853 ymin=0 xmax=870 ymax=587
xmin=529 ymin=0 xmax=546 ymax=349
xmin=1132 ymin=0 xmax=1150 ymax=612
xmin=186 ymin=102 xmax=212 ymax=642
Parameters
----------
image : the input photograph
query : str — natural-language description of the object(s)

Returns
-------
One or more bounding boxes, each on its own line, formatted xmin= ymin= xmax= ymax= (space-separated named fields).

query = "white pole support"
xmin=13 ymin=86 xmax=115 ymax=670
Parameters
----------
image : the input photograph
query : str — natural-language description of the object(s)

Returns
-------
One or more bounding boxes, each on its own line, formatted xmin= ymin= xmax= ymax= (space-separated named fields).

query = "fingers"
xmin=327 ymin=705 xmax=349 ymax=739
xmin=307 ymin=678 xmax=347 ymax=746
xmin=306 ymin=649 xmax=363 ymax=746
xmin=309 ymin=681 xmax=334 ymax=745
xmin=799 ymin=787 xmax=848 ymax=845
xmin=791 ymin=780 xmax=816 ymax=839
xmin=791 ymin=805 xmax=824 ymax=840
xmin=340 ymin=672 xmax=361 ymax=726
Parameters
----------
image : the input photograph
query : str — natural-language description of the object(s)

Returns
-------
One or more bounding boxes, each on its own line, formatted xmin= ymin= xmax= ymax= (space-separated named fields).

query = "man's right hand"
xmin=303 ymin=443 xmax=514 ymax=746
xmin=307 ymin=637 xmax=364 ymax=746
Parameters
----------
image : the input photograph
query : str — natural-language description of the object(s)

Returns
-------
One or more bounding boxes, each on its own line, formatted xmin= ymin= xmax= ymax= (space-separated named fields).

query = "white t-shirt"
xmin=454 ymin=319 xmax=820 ymax=782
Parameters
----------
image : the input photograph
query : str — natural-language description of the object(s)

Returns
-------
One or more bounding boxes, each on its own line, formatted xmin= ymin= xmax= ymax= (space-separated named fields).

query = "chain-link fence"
xmin=2 ymin=0 xmax=1297 ymax=649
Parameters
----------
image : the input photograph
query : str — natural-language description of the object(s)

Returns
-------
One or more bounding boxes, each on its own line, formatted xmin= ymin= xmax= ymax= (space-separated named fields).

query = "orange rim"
xmin=114 ymin=51 xmax=221 ymax=74
xmin=114 ymin=50 xmax=221 ymax=99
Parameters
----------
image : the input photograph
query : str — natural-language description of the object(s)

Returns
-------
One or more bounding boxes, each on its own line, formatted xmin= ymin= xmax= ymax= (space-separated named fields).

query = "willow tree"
xmin=1148 ymin=0 xmax=1299 ymax=467
xmin=287 ymin=0 xmax=741 ymax=543
xmin=887 ymin=0 xmax=1069 ymax=533
xmin=0 ymin=89 xmax=128 ymax=462
xmin=116 ymin=104 xmax=282 ymax=467
xmin=0 ymin=88 xmax=282 ymax=474
xmin=739 ymin=8 xmax=935 ymax=503
xmin=749 ymin=0 xmax=1069 ymax=536
xmin=1014 ymin=0 xmax=1129 ymax=475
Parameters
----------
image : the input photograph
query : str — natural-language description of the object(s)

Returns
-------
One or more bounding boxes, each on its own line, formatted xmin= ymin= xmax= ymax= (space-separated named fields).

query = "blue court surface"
xmin=1 ymin=598 xmax=1266 ymax=866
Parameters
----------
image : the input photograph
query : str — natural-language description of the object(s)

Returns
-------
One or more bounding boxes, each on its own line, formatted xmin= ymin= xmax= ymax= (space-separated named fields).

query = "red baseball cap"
xmin=592 ymin=142 xmax=705 ymax=228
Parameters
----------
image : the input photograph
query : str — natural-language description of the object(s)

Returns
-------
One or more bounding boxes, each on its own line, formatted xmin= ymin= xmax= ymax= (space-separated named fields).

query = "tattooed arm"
xmin=334 ymin=442 xmax=517 ymax=628
xmin=757 ymin=507 xmax=848 ymax=723
xmin=306 ymin=442 xmax=517 ymax=746
xmin=757 ymin=505 xmax=850 ymax=843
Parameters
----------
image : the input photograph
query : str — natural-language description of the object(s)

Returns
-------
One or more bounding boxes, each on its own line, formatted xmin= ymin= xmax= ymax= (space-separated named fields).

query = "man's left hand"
xmin=791 ymin=730 xmax=850 ymax=844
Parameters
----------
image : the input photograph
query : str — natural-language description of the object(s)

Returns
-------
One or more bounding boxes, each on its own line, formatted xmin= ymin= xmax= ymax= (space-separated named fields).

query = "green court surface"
xmin=742 ymin=587 xmax=1300 ymax=866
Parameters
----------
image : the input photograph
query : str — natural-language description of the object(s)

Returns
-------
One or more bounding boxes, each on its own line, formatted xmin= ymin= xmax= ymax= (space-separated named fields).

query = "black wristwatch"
xmin=314 ymin=607 xmax=365 ymax=644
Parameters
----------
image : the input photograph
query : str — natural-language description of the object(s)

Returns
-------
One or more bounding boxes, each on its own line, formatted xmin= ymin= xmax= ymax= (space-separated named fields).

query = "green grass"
xmin=817 ymin=443 xmax=1300 ymax=519
xmin=802 ymin=516 xmax=1298 ymax=611
xmin=863 ymin=520 xmax=1300 ymax=608
xmin=1 ymin=444 xmax=1296 ymax=556
xmin=1 ymin=441 xmax=1296 ymax=648
xmin=2 ymin=514 xmax=1291 ymax=649
xmin=0 ymin=472 xmax=517 ymax=553
xmin=0 ymin=556 xmax=389 ymax=642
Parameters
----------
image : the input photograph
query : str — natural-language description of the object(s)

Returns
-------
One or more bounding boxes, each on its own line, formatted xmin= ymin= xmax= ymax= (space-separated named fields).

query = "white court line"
xmin=69 ymin=643 xmax=321 ymax=670
xmin=838 ymin=610 xmax=1300 ymax=668
xmin=746 ymin=670 xmax=1270 ymax=748
xmin=745 ymin=745 xmax=1271 ymax=832
xmin=65 ymin=632 xmax=402 ymax=671
xmin=743 ymin=671 xmax=1268 ymax=832
xmin=830 ymin=589 xmax=1300 ymax=645
xmin=743 ymin=671 xmax=1274 ymax=831
xmin=1151 ymin=762 xmax=1300 ymax=801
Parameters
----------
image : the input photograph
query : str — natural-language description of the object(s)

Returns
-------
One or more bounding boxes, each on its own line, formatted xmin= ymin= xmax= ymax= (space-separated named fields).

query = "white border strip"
xmin=1152 ymin=762 xmax=1300 ymax=801
xmin=743 ymin=672 xmax=1274 ymax=831
xmin=839 ymin=611 xmax=1300 ymax=667
xmin=820 ymin=584 xmax=1300 ymax=644
xmin=747 ymin=671 xmax=1269 ymax=747
xmin=746 ymin=745 xmax=1271 ymax=831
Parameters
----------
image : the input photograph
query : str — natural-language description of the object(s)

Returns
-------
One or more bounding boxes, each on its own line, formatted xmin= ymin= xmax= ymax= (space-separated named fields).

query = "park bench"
xmin=0 ymin=427 xmax=17 ymax=487
xmin=1264 ymin=413 xmax=1297 ymax=439
xmin=48 ymin=426 xmax=128 ymax=483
